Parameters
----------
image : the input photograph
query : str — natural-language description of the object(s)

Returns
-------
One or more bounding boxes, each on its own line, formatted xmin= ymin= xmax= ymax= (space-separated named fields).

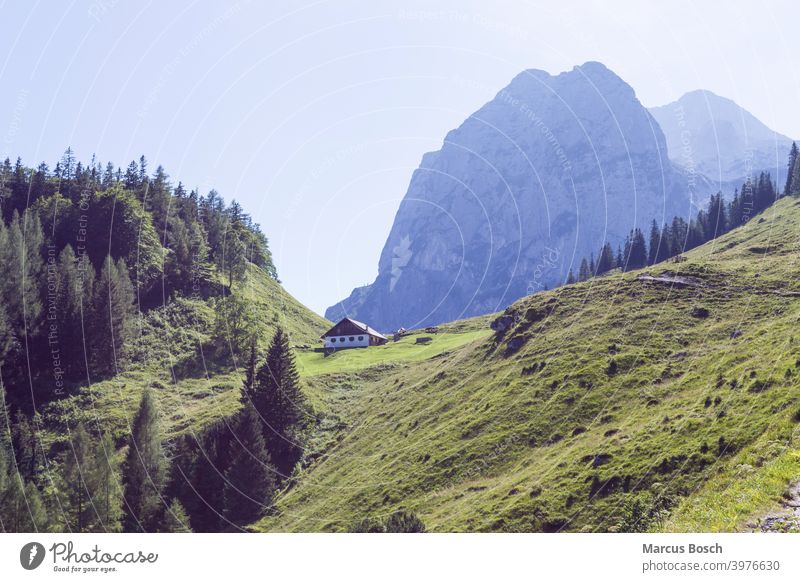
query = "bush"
xmin=348 ymin=511 xmax=426 ymax=533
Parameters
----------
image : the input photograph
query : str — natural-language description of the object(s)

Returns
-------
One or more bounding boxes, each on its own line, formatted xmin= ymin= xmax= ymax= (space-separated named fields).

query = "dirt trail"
xmin=748 ymin=481 xmax=800 ymax=532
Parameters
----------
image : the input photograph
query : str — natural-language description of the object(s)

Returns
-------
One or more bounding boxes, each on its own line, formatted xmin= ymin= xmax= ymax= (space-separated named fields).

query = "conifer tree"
xmin=789 ymin=150 xmax=800 ymax=197
xmin=785 ymin=142 xmax=798 ymax=195
xmin=578 ymin=258 xmax=590 ymax=282
xmin=91 ymin=256 xmax=135 ymax=377
xmin=250 ymin=327 xmax=307 ymax=477
xmin=159 ymin=498 xmax=193 ymax=533
xmin=595 ymin=243 xmax=615 ymax=275
xmin=627 ymin=228 xmax=648 ymax=270
xmin=62 ymin=424 xmax=95 ymax=532
xmin=94 ymin=432 xmax=123 ymax=531
xmin=122 ymin=388 xmax=167 ymax=532
xmin=223 ymin=404 xmax=277 ymax=528
xmin=565 ymin=270 xmax=575 ymax=285
xmin=223 ymin=231 xmax=247 ymax=290
xmin=647 ymin=221 xmax=660 ymax=265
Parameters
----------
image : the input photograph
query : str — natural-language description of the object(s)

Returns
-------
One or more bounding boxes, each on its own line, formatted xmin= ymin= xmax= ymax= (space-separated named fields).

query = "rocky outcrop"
xmin=327 ymin=62 xmax=700 ymax=330
xmin=650 ymin=89 xmax=794 ymax=185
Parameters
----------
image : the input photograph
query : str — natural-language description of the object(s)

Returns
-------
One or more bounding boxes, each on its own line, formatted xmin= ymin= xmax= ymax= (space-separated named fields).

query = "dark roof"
xmin=321 ymin=317 xmax=388 ymax=341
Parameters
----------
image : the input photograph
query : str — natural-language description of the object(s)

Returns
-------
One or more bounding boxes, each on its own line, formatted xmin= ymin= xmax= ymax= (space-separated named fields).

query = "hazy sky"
xmin=1 ymin=0 xmax=797 ymax=314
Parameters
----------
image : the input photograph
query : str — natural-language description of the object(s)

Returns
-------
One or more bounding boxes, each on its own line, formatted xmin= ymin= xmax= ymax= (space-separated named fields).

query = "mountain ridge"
xmin=327 ymin=62 xmax=700 ymax=330
xmin=650 ymin=89 xmax=795 ymax=185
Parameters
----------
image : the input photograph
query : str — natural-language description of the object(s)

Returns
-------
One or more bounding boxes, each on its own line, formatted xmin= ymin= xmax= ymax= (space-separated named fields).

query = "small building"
xmin=321 ymin=317 xmax=388 ymax=349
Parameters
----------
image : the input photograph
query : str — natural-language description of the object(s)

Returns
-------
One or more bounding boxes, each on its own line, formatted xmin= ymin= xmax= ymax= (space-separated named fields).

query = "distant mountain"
xmin=650 ymin=90 xmax=794 ymax=185
xmin=327 ymin=62 xmax=700 ymax=331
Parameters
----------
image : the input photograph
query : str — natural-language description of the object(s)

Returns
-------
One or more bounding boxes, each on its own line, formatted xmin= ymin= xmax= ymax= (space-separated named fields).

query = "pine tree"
xmin=122 ymin=389 xmax=167 ymax=532
xmin=223 ymin=404 xmax=277 ymax=528
xmin=250 ymin=327 xmax=307 ymax=477
xmin=565 ymin=270 xmax=576 ymax=285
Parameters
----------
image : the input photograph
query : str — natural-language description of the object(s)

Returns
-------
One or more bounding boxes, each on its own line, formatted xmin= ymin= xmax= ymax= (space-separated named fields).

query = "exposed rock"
xmin=650 ymin=89 xmax=794 ymax=185
xmin=691 ymin=307 xmax=710 ymax=318
xmin=505 ymin=335 xmax=527 ymax=356
xmin=636 ymin=271 xmax=705 ymax=288
xmin=490 ymin=314 xmax=516 ymax=334
xmin=327 ymin=62 xmax=700 ymax=330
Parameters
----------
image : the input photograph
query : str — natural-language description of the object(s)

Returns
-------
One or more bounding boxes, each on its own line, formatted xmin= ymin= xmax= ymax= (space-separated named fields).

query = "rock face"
xmin=326 ymin=62 xmax=697 ymax=330
xmin=650 ymin=90 xmax=794 ymax=185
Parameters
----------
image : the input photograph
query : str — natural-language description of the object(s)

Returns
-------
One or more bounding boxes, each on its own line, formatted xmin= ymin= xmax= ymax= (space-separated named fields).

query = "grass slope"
xmin=39 ymin=264 xmax=329 ymax=448
xmin=257 ymin=196 xmax=800 ymax=532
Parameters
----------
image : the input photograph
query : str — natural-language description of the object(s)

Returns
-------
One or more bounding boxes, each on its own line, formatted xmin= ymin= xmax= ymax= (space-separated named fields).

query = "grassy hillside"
xmin=39 ymin=264 xmax=329 ymax=448
xmin=256 ymin=196 xmax=800 ymax=532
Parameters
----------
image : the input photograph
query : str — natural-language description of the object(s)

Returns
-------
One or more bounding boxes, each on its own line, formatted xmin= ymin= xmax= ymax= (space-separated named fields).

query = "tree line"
xmin=567 ymin=168 xmax=784 ymax=283
xmin=0 ymin=150 xmax=277 ymax=410
xmin=0 ymin=326 xmax=307 ymax=532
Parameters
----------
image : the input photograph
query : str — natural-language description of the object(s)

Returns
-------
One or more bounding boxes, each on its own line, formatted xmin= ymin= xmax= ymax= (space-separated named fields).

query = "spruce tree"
xmin=62 ymin=424 xmax=95 ymax=532
xmin=122 ymin=388 xmax=167 ymax=532
xmin=223 ymin=231 xmax=247 ymax=290
xmin=785 ymin=142 xmax=798 ymax=195
xmin=595 ymin=243 xmax=615 ymax=275
xmin=159 ymin=498 xmax=193 ymax=532
xmin=565 ymin=270 xmax=575 ymax=285
xmin=647 ymin=220 xmax=660 ymax=266
xmin=628 ymin=228 xmax=648 ymax=269
xmin=578 ymin=258 xmax=590 ymax=282
xmin=223 ymin=404 xmax=277 ymax=528
xmin=91 ymin=256 xmax=135 ymax=377
xmin=250 ymin=327 xmax=307 ymax=477
xmin=94 ymin=432 xmax=123 ymax=531
xmin=789 ymin=154 xmax=800 ymax=197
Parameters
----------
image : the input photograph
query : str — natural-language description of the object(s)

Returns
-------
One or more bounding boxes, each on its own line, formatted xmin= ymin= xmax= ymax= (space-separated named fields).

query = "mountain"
xmin=326 ymin=62 xmax=700 ymax=331
xmin=650 ymin=90 xmax=795 ymax=185
xmin=262 ymin=194 xmax=800 ymax=532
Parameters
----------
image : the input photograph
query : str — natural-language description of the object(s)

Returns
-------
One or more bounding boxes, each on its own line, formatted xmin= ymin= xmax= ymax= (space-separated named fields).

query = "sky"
xmin=1 ymin=0 xmax=798 ymax=315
